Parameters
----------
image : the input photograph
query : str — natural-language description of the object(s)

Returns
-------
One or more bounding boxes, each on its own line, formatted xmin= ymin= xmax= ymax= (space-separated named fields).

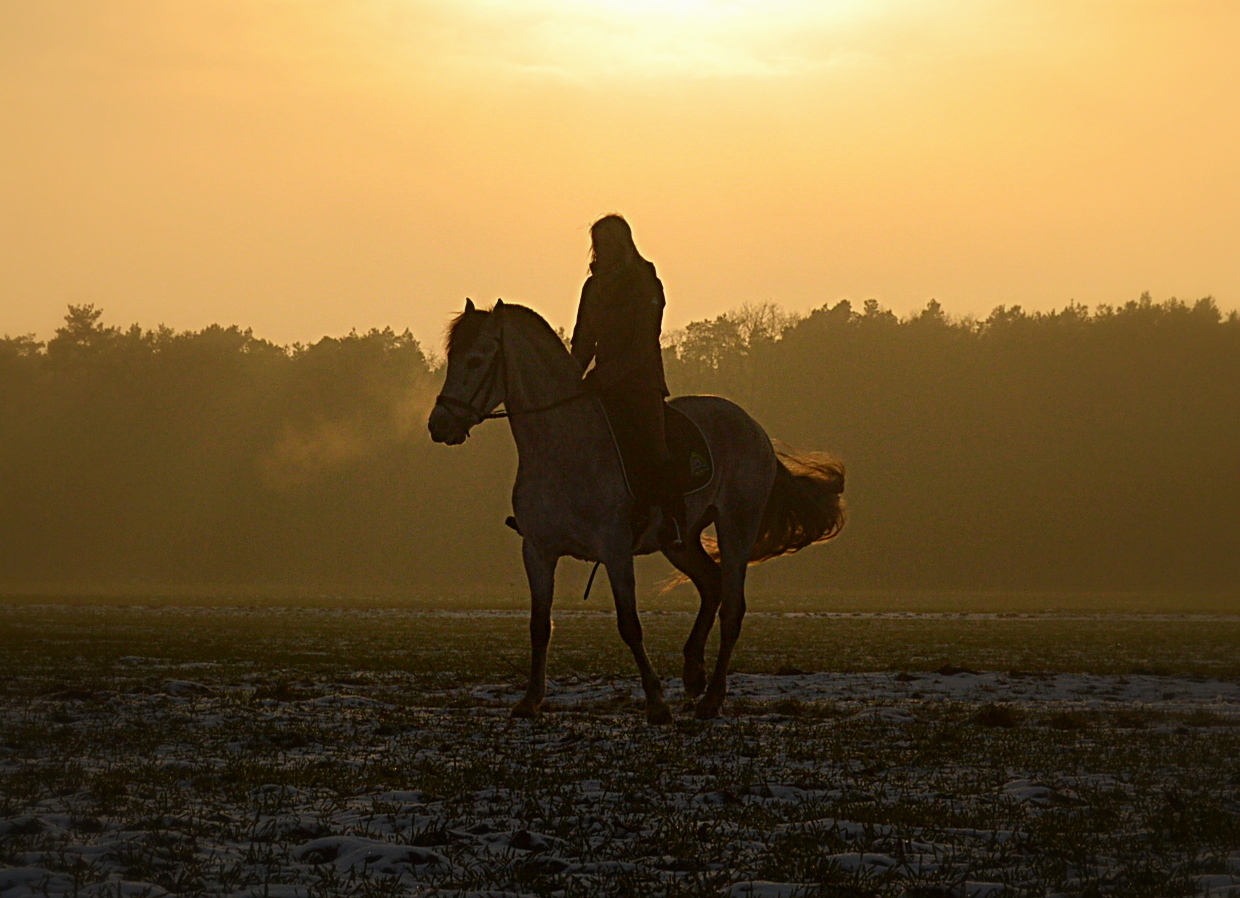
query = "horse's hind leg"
xmin=605 ymin=556 xmax=673 ymax=725
xmin=695 ymin=557 xmax=746 ymax=720
xmin=662 ymin=513 xmax=721 ymax=700
xmin=512 ymin=540 xmax=556 ymax=718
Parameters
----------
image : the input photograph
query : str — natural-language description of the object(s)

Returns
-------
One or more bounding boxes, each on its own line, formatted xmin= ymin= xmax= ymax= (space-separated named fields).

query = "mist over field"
xmin=2 ymin=294 xmax=1236 ymax=598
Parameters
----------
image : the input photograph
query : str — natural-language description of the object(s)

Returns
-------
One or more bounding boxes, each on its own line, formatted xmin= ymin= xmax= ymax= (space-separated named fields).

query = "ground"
xmin=1 ymin=594 xmax=1238 ymax=897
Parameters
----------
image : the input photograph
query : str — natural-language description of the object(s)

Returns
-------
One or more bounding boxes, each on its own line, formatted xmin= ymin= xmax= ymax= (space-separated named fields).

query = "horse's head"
xmin=428 ymin=298 xmax=507 ymax=445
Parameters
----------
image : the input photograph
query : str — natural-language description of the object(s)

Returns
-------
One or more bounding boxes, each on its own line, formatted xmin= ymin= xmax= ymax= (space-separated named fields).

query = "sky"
xmin=2 ymin=0 xmax=1238 ymax=347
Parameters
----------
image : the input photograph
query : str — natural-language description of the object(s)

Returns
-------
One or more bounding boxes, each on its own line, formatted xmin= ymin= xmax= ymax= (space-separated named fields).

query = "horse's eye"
xmin=466 ymin=357 xmax=483 ymax=370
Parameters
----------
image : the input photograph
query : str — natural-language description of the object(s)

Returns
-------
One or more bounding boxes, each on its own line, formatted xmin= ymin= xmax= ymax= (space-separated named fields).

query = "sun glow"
xmin=561 ymin=0 xmax=871 ymax=21
xmin=438 ymin=0 xmax=887 ymax=81
xmin=4 ymin=0 xmax=1238 ymax=346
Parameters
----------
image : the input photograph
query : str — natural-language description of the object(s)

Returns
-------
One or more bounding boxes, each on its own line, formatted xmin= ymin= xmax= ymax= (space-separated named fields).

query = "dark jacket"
xmin=570 ymin=258 xmax=669 ymax=396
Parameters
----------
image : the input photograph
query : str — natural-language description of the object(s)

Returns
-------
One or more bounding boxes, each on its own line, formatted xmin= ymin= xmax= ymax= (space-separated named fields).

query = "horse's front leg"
xmin=605 ymin=555 xmax=673 ymax=725
xmin=512 ymin=540 xmax=557 ymax=718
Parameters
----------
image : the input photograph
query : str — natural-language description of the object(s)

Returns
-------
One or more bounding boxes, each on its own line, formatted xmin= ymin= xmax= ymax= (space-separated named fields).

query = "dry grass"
xmin=1 ymin=599 xmax=1238 ymax=897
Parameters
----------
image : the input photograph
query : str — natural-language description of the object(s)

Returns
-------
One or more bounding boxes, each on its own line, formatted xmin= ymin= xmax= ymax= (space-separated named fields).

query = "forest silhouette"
xmin=2 ymin=296 xmax=1236 ymax=596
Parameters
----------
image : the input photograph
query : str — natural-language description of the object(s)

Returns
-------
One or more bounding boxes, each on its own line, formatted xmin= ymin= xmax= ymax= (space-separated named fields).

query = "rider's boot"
xmin=658 ymin=489 xmax=687 ymax=550
xmin=630 ymin=503 xmax=652 ymax=548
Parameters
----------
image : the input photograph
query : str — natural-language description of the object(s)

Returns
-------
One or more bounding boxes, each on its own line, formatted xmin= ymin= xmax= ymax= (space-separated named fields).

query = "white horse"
xmin=428 ymin=300 xmax=844 ymax=722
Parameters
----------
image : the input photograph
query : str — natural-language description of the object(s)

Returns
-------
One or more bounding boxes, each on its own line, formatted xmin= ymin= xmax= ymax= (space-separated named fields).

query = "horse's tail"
xmin=747 ymin=447 xmax=845 ymax=565
xmin=663 ymin=444 xmax=843 ymax=591
xmin=690 ymin=445 xmax=844 ymax=571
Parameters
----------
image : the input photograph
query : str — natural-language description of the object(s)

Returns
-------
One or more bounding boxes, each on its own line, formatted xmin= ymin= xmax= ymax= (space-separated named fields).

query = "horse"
xmin=428 ymin=299 xmax=844 ymax=722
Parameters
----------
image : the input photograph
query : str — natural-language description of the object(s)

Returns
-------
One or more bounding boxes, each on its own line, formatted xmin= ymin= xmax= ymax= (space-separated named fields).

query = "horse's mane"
xmin=446 ymin=303 xmax=566 ymax=356
xmin=446 ymin=307 xmax=488 ymax=356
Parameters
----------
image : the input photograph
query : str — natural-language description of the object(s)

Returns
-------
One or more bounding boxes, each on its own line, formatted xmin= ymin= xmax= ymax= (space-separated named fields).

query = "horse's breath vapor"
xmin=259 ymin=419 xmax=371 ymax=490
xmin=260 ymin=388 xmax=435 ymax=490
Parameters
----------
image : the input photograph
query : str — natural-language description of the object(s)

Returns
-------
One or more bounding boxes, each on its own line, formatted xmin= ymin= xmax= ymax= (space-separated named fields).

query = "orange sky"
xmin=3 ymin=0 xmax=1238 ymax=347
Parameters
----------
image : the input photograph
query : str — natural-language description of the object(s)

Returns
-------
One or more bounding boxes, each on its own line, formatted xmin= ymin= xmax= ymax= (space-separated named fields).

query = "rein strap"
xmin=484 ymin=391 xmax=589 ymax=420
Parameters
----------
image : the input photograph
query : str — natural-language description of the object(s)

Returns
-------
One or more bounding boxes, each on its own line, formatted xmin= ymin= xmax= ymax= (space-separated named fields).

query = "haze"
xmin=3 ymin=0 xmax=1238 ymax=345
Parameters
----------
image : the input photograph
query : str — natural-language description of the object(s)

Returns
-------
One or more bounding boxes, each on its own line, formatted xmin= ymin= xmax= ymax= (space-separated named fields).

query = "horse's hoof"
xmin=694 ymin=698 xmax=722 ymax=720
xmin=646 ymin=701 xmax=674 ymax=726
xmin=511 ymin=698 xmax=541 ymax=718
xmin=682 ymin=665 xmax=707 ymax=699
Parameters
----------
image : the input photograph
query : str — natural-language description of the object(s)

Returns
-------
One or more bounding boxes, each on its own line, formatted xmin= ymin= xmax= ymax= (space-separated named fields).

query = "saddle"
xmin=502 ymin=400 xmax=714 ymax=539
xmin=601 ymin=401 xmax=714 ymax=498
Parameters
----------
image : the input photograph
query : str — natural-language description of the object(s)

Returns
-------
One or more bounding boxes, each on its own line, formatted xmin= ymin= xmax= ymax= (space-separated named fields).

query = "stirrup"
xmin=659 ymin=516 xmax=685 ymax=550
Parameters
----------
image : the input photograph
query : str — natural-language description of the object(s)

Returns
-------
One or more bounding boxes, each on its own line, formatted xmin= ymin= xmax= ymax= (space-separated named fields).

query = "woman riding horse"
xmin=427 ymin=222 xmax=844 ymax=721
xmin=570 ymin=215 xmax=687 ymax=549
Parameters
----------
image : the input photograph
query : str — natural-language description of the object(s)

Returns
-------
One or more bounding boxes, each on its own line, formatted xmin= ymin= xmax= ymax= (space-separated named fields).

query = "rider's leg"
xmin=598 ymin=389 xmax=665 ymax=542
xmin=656 ymin=455 xmax=687 ymax=549
xmin=602 ymin=389 xmax=685 ymax=548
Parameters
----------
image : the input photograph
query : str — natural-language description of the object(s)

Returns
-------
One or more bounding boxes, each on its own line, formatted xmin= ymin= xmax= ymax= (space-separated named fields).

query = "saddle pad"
xmin=666 ymin=403 xmax=714 ymax=494
xmin=600 ymin=400 xmax=714 ymax=499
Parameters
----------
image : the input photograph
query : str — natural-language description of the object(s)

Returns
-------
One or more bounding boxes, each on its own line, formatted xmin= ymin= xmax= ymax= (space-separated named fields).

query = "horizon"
xmin=6 ymin=291 xmax=1232 ymax=355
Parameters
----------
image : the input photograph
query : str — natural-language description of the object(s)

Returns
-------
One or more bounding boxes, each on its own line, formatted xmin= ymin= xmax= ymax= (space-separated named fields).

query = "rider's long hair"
xmin=589 ymin=214 xmax=643 ymax=271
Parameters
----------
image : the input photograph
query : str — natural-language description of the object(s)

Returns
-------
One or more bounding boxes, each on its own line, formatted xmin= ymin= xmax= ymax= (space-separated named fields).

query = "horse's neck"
xmin=503 ymin=319 xmax=584 ymax=413
xmin=503 ymin=318 xmax=604 ymax=463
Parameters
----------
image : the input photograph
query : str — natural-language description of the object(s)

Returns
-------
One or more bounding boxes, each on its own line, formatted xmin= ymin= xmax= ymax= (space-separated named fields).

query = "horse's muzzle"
xmin=428 ymin=404 xmax=469 ymax=445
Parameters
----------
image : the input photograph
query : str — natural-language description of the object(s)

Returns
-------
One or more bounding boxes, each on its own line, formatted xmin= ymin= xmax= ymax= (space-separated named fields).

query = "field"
xmin=2 ymin=594 xmax=1239 ymax=897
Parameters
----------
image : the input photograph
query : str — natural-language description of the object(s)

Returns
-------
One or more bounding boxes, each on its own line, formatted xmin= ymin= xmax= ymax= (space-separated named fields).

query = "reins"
xmin=482 ymin=390 xmax=589 ymax=420
xmin=581 ymin=560 xmax=602 ymax=603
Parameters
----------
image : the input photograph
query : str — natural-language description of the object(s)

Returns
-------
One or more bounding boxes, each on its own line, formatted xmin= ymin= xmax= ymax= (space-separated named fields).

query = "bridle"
xmin=435 ymin=332 xmax=506 ymax=426
xmin=434 ymin=317 xmax=588 ymax=428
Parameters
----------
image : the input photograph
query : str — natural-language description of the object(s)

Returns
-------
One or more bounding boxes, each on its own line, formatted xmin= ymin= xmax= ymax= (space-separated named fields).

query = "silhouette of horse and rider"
xmin=428 ymin=215 xmax=844 ymax=721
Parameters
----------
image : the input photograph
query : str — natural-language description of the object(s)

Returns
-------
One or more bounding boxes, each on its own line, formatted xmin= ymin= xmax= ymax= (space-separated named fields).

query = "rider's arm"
xmin=632 ymin=269 xmax=666 ymax=355
xmin=569 ymin=279 xmax=597 ymax=375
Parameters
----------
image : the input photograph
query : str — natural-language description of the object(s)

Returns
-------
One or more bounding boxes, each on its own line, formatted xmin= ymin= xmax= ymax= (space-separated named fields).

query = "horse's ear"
xmin=494 ymin=298 xmax=505 ymax=308
xmin=464 ymin=297 xmax=475 ymax=313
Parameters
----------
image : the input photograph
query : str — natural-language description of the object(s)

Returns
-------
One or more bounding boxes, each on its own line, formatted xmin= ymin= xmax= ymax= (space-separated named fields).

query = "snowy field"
xmin=2 ymin=601 xmax=1239 ymax=897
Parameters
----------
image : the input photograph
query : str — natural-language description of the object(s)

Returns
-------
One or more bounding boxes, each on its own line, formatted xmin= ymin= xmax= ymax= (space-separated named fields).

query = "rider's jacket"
xmin=569 ymin=257 xmax=669 ymax=397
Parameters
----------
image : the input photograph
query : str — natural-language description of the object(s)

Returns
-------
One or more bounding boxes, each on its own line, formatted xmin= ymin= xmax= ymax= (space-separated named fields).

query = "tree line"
xmin=2 ymin=295 xmax=1236 ymax=596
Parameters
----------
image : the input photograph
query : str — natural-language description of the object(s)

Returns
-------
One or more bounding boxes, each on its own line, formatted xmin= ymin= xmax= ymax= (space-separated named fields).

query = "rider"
xmin=570 ymin=214 xmax=687 ymax=549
